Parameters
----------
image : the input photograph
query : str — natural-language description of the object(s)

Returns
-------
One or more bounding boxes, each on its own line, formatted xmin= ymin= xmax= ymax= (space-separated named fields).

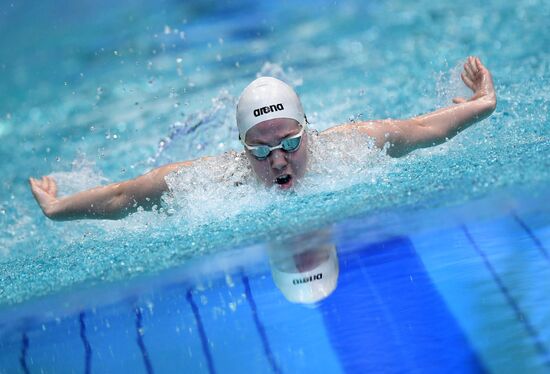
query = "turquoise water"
xmin=0 ymin=0 xmax=549 ymax=310
xmin=1 ymin=1 xmax=550 ymax=372
xmin=1 ymin=196 xmax=549 ymax=372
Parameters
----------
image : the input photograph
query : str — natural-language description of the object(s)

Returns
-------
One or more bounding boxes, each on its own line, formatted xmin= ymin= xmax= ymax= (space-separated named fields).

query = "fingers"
xmin=474 ymin=56 xmax=485 ymax=72
xmin=45 ymin=176 xmax=52 ymax=193
xmin=464 ymin=56 xmax=481 ymax=81
xmin=453 ymin=97 xmax=467 ymax=104
xmin=464 ymin=58 xmax=476 ymax=78
xmin=29 ymin=176 xmax=58 ymax=216
xmin=29 ymin=176 xmax=57 ymax=197
xmin=29 ymin=177 xmax=44 ymax=190
xmin=470 ymin=56 xmax=480 ymax=73
xmin=29 ymin=177 xmax=45 ymax=196
xmin=49 ymin=177 xmax=58 ymax=196
xmin=29 ymin=178 xmax=46 ymax=202
xmin=461 ymin=72 xmax=475 ymax=89
xmin=45 ymin=176 xmax=58 ymax=196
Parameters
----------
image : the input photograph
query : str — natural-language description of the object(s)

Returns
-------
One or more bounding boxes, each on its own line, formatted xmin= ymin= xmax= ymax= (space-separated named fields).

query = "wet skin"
xmin=244 ymin=118 xmax=308 ymax=189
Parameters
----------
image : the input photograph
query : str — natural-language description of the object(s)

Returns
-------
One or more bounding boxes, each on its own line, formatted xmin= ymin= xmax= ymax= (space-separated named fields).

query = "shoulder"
xmin=320 ymin=121 xmax=398 ymax=150
xmin=157 ymin=155 xmax=222 ymax=175
xmin=319 ymin=121 xmax=386 ymax=139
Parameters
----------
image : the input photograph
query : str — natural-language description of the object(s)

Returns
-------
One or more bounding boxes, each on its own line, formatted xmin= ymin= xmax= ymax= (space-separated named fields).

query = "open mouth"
xmin=275 ymin=174 xmax=293 ymax=188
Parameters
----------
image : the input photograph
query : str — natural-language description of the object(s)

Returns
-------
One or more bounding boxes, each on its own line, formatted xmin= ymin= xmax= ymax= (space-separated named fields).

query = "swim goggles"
xmin=242 ymin=125 xmax=305 ymax=160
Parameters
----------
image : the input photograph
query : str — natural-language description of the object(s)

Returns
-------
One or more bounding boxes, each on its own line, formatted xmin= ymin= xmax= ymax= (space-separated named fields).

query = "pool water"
xmin=0 ymin=0 xmax=549 ymax=372
xmin=0 ymin=193 xmax=549 ymax=373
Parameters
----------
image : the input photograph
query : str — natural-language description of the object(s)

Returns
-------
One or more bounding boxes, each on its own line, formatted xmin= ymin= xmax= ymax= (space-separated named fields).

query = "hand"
xmin=453 ymin=56 xmax=496 ymax=107
xmin=29 ymin=176 xmax=58 ymax=217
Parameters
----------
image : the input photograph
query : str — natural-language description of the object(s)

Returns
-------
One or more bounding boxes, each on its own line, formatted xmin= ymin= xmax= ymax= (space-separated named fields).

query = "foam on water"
xmin=161 ymin=128 xmax=389 ymax=226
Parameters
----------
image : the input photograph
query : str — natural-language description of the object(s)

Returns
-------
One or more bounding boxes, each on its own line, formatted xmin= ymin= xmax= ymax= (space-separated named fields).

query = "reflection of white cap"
xmin=269 ymin=245 xmax=339 ymax=304
xmin=236 ymin=77 xmax=305 ymax=141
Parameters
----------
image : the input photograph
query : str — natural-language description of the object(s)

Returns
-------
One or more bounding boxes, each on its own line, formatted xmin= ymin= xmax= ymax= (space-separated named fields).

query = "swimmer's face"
xmin=244 ymin=118 xmax=308 ymax=189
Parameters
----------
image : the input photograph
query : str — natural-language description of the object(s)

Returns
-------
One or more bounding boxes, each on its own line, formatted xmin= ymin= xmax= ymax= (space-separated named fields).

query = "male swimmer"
xmin=30 ymin=56 xmax=496 ymax=221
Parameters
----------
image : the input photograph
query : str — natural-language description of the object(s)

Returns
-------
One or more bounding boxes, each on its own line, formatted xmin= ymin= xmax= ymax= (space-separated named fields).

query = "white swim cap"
xmin=236 ymin=77 xmax=305 ymax=141
xmin=269 ymin=244 xmax=339 ymax=304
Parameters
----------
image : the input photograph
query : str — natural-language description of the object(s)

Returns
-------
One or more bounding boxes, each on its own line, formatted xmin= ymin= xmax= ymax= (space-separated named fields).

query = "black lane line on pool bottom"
xmin=241 ymin=273 xmax=282 ymax=374
xmin=19 ymin=332 xmax=29 ymax=374
xmin=186 ymin=289 xmax=216 ymax=374
xmin=135 ymin=306 xmax=155 ymax=374
xmin=79 ymin=312 xmax=92 ymax=374
xmin=512 ymin=212 xmax=550 ymax=263
xmin=462 ymin=225 xmax=550 ymax=366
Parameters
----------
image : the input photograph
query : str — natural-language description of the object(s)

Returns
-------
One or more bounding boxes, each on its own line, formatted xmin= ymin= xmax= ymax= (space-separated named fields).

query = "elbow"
xmin=480 ymin=94 xmax=497 ymax=116
xmin=103 ymin=183 xmax=134 ymax=218
xmin=486 ymin=96 xmax=497 ymax=114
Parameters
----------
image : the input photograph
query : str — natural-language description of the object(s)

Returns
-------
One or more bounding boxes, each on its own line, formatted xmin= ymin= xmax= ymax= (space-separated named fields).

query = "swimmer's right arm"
xmin=29 ymin=161 xmax=191 ymax=221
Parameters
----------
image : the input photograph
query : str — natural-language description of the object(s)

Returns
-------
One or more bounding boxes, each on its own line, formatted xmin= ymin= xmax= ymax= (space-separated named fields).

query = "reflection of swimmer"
xmin=268 ymin=242 xmax=339 ymax=304
xmin=30 ymin=57 xmax=496 ymax=220
xmin=267 ymin=228 xmax=339 ymax=304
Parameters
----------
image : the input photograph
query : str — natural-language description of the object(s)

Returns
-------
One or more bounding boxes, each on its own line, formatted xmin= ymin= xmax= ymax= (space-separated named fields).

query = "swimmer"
xmin=29 ymin=56 xmax=496 ymax=221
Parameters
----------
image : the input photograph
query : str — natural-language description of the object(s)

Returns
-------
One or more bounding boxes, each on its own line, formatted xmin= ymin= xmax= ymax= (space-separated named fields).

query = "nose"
xmin=269 ymin=149 xmax=288 ymax=171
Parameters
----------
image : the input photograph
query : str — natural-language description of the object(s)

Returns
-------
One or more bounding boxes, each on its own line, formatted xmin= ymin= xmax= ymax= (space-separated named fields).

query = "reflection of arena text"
xmin=267 ymin=231 xmax=340 ymax=304
xmin=292 ymin=272 xmax=323 ymax=285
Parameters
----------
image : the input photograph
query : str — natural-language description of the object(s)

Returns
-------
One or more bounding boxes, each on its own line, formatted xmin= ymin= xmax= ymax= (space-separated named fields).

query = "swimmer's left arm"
xmin=328 ymin=56 xmax=496 ymax=157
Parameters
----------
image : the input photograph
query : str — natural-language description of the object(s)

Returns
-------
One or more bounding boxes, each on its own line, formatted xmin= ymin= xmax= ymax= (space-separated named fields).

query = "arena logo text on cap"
xmin=253 ymin=103 xmax=284 ymax=117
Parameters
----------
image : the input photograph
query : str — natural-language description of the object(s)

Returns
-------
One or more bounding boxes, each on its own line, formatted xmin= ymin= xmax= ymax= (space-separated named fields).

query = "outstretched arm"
xmin=325 ymin=56 xmax=497 ymax=157
xmin=29 ymin=161 xmax=191 ymax=221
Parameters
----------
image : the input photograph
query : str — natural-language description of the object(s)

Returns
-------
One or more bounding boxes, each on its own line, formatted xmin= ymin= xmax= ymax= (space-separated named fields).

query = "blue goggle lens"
xmin=251 ymin=135 xmax=302 ymax=159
